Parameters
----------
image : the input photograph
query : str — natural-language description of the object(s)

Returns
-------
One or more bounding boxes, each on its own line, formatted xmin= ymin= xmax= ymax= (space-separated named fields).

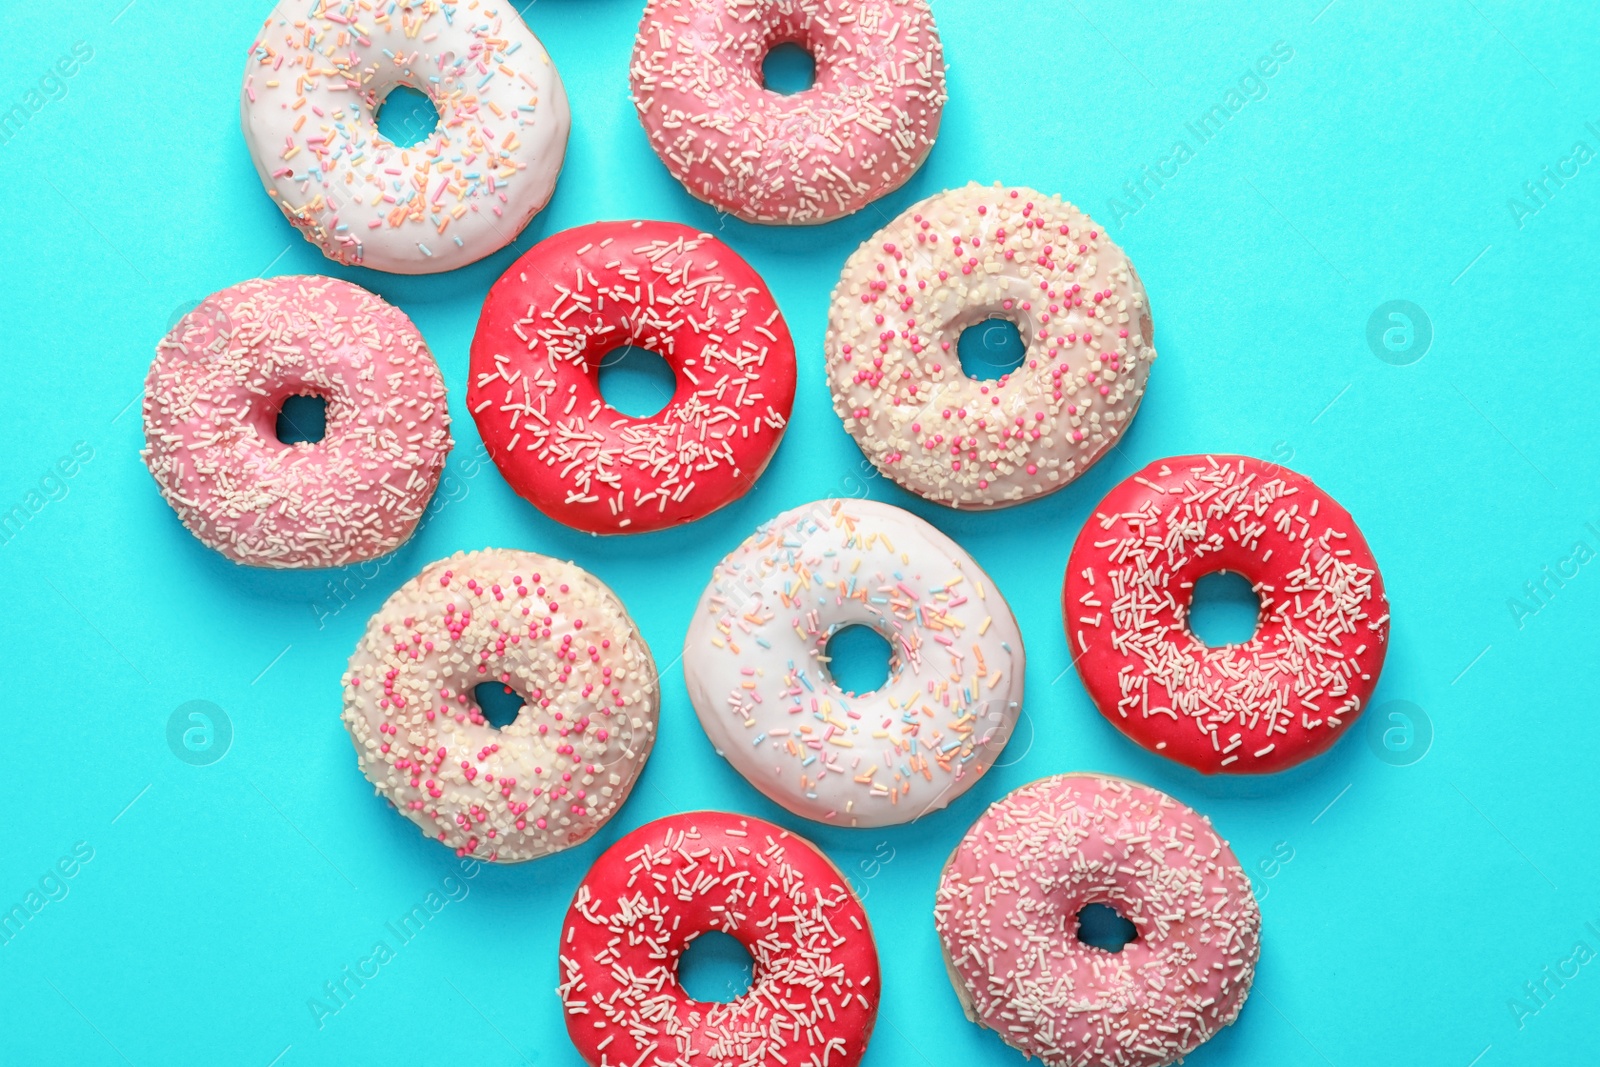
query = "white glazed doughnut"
xmin=826 ymin=183 xmax=1156 ymax=509
xmin=342 ymin=548 xmax=659 ymax=863
xmin=683 ymin=498 xmax=1024 ymax=827
xmin=242 ymin=0 xmax=570 ymax=274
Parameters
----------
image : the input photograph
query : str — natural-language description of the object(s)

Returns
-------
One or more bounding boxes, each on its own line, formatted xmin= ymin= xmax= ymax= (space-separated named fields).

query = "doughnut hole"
xmin=823 ymin=624 xmax=894 ymax=696
xmin=1075 ymin=902 xmax=1138 ymax=953
xmin=761 ymin=42 xmax=816 ymax=94
xmin=597 ymin=345 xmax=677 ymax=418
xmin=956 ymin=316 xmax=1027 ymax=381
xmin=1186 ymin=571 xmax=1262 ymax=648
xmin=274 ymin=393 xmax=327 ymax=445
xmin=375 ymin=84 xmax=441 ymax=148
xmin=678 ymin=931 xmax=755 ymax=1003
xmin=472 ymin=682 xmax=525 ymax=730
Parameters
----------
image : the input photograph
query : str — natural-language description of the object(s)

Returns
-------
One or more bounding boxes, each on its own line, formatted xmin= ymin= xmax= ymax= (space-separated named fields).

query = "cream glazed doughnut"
xmin=141 ymin=275 xmax=451 ymax=568
xmin=683 ymin=498 xmax=1024 ymax=827
xmin=629 ymin=0 xmax=947 ymax=224
xmin=935 ymin=774 xmax=1260 ymax=1067
xmin=242 ymin=0 xmax=570 ymax=274
xmin=1064 ymin=455 xmax=1390 ymax=774
xmin=826 ymin=183 xmax=1156 ymax=509
xmin=342 ymin=548 xmax=659 ymax=863
xmin=559 ymin=811 xmax=880 ymax=1067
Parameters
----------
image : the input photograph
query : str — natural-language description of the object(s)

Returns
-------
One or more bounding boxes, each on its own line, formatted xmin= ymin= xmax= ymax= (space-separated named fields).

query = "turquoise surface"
xmin=3 ymin=1 xmax=1597 ymax=1064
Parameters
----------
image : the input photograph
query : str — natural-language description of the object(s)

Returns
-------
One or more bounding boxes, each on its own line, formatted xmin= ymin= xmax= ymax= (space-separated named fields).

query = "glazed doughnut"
xmin=935 ymin=774 xmax=1260 ymax=1067
xmin=559 ymin=811 xmax=880 ymax=1067
xmin=342 ymin=548 xmax=659 ymax=863
xmin=469 ymin=220 xmax=797 ymax=534
xmin=683 ymin=498 xmax=1024 ymax=827
xmin=242 ymin=0 xmax=569 ymax=274
xmin=141 ymin=275 xmax=451 ymax=568
xmin=1064 ymin=454 xmax=1389 ymax=774
xmin=629 ymin=0 xmax=947 ymax=224
xmin=826 ymin=183 xmax=1156 ymax=509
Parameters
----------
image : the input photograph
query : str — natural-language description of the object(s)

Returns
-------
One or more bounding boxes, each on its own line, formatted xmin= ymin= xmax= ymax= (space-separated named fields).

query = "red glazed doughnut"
xmin=469 ymin=221 xmax=797 ymax=534
xmin=1064 ymin=455 xmax=1389 ymax=774
xmin=559 ymin=811 xmax=880 ymax=1067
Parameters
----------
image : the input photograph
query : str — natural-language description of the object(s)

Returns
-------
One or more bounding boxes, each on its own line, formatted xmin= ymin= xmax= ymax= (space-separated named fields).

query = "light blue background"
xmin=3 ymin=1 xmax=1597 ymax=1064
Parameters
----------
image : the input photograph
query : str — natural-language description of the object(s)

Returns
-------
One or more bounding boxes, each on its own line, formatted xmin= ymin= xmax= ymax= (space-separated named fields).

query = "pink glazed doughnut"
xmin=629 ymin=0 xmax=947 ymax=225
xmin=935 ymin=774 xmax=1260 ymax=1067
xmin=141 ymin=276 xmax=452 ymax=568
